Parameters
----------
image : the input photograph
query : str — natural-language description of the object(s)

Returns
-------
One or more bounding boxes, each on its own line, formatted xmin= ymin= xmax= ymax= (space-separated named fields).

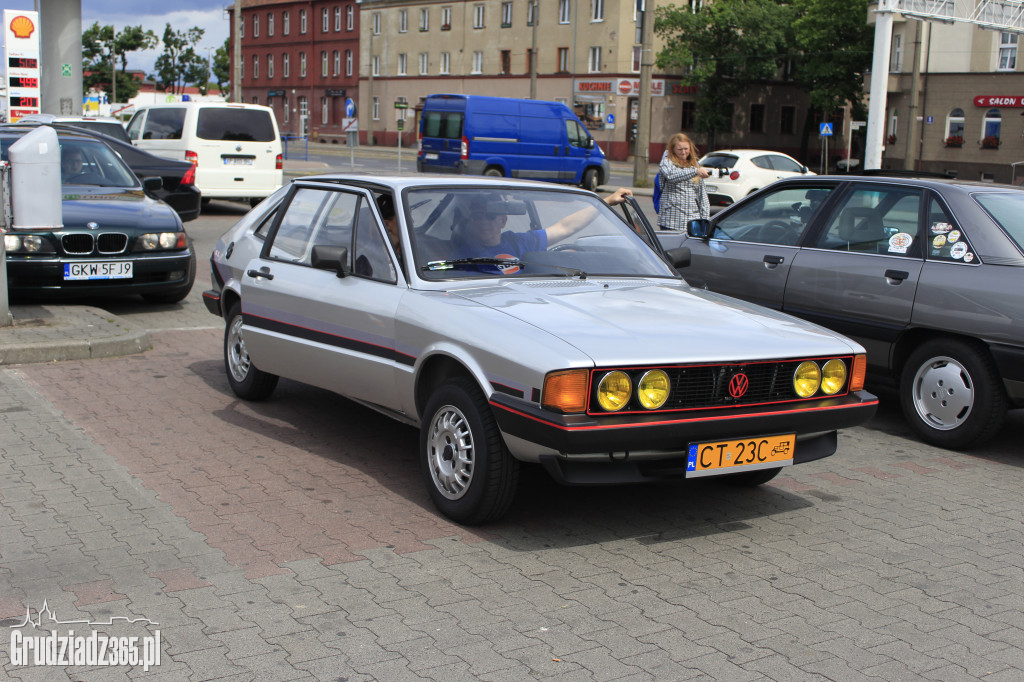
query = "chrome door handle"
xmin=246 ymin=269 xmax=274 ymax=280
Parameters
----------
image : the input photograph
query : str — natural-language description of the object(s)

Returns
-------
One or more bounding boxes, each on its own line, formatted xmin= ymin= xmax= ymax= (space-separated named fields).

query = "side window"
xmin=750 ymin=155 xmax=773 ymax=170
xmin=769 ymin=155 xmax=803 ymax=173
xmin=126 ymin=113 xmax=144 ymax=141
xmin=143 ymin=108 xmax=186 ymax=140
xmin=266 ymin=188 xmax=330 ymax=263
xmin=353 ymin=199 xmax=397 ymax=283
xmin=713 ymin=186 xmax=831 ymax=246
xmin=566 ymin=120 xmax=588 ymax=148
xmin=814 ymin=186 xmax=922 ymax=256
xmin=927 ymin=196 xmax=978 ymax=264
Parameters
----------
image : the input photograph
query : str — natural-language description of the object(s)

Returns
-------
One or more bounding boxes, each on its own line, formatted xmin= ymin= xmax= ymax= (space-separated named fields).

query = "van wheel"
xmin=483 ymin=166 xmax=504 ymax=178
xmin=581 ymin=168 xmax=599 ymax=192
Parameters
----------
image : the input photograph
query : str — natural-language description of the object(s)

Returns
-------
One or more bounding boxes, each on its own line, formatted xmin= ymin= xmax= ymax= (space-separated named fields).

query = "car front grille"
xmin=62 ymin=234 xmax=94 ymax=254
xmin=61 ymin=233 xmax=129 ymax=255
xmin=97 ymin=233 xmax=128 ymax=254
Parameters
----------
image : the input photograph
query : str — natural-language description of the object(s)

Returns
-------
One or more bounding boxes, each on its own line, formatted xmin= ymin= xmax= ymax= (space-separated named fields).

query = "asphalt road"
xmin=5 ymin=196 xmax=1022 ymax=679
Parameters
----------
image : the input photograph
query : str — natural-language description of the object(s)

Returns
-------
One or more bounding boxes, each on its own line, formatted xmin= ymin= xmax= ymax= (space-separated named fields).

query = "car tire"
xmin=420 ymin=378 xmax=519 ymax=524
xmin=899 ymin=338 xmax=1006 ymax=449
xmin=483 ymin=166 xmax=504 ymax=178
xmin=224 ymin=302 xmax=279 ymax=401
xmin=142 ymin=254 xmax=196 ymax=304
xmin=723 ymin=467 xmax=782 ymax=486
xmin=581 ymin=168 xmax=599 ymax=192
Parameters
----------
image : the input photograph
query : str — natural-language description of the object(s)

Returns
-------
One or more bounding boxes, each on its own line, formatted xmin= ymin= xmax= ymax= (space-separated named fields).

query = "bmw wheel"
xmin=224 ymin=302 xmax=279 ymax=400
xmin=900 ymin=338 xmax=1005 ymax=449
xmin=420 ymin=378 xmax=519 ymax=524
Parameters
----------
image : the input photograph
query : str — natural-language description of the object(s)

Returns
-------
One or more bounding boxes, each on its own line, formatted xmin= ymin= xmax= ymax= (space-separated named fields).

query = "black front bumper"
xmin=5 ymin=250 xmax=195 ymax=299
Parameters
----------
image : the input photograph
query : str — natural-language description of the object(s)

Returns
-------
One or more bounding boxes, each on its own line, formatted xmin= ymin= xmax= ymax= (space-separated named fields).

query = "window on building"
xmin=440 ymin=51 xmax=450 ymax=74
xmin=322 ymin=8 xmax=329 ymax=32
xmin=999 ymin=32 xmax=1018 ymax=71
xmin=945 ymin=108 xmax=965 ymax=140
xmin=252 ymin=55 xmax=259 ymax=79
xmin=346 ymin=49 xmax=353 ymax=76
xmin=333 ymin=50 xmax=340 ymax=76
xmin=299 ymin=97 xmax=309 ymax=133
xmin=419 ymin=52 xmax=429 ymax=75
xmin=420 ymin=8 xmax=429 ymax=30
xmin=502 ymin=2 xmax=512 ymax=26
xmin=780 ymin=105 xmax=795 ymax=134
xmin=300 ymin=9 xmax=307 ymax=33
xmin=373 ymin=12 xmax=381 ymax=35
xmin=890 ymin=33 xmax=902 ymax=72
xmin=300 ymin=52 xmax=307 ymax=77
xmin=888 ymin=110 xmax=898 ymax=140
xmin=321 ymin=51 xmax=328 ymax=77
xmin=334 ymin=7 xmax=341 ymax=31
xmin=347 ymin=6 xmax=354 ymax=31
xmin=373 ymin=96 xmax=380 ymax=121
xmin=558 ymin=47 xmax=570 ymax=73
xmin=399 ymin=9 xmax=407 ymax=32
xmin=750 ymin=104 xmax=765 ymax=133
xmin=474 ymin=4 xmax=485 ymax=28
xmin=681 ymin=101 xmax=696 ymax=130
xmin=239 ymin=13 xmax=244 ymax=38
xmin=283 ymin=11 xmax=290 ymax=35
xmin=588 ymin=46 xmax=601 ymax=73
xmin=283 ymin=53 xmax=290 ymax=77
xmin=526 ymin=49 xmax=535 ymax=74
xmin=442 ymin=6 xmax=451 ymax=29
xmin=501 ymin=50 xmax=511 ymax=74
xmin=268 ymin=54 xmax=274 ymax=78
xmin=240 ymin=57 xmax=244 ymax=80
xmin=632 ymin=46 xmax=641 ymax=72
xmin=396 ymin=97 xmax=408 ymax=123
xmin=592 ymin=0 xmax=604 ymax=21
xmin=253 ymin=96 xmax=259 ymax=105
xmin=284 ymin=97 xmax=289 ymax=123
xmin=528 ymin=2 xmax=536 ymax=25
xmin=472 ymin=50 xmax=483 ymax=73
xmin=560 ymin=0 xmax=572 ymax=24
xmin=253 ymin=14 xmax=259 ymax=37
xmin=983 ymin=108 xmax=1001 ymax=143
xmin=268 ymin=13 xmax=274 ymax=36
xmin=322 ymin=97 xmax=329 ymax=124
xmin=398 ymin=53 xmax=407 ymax=75
xmin=372 ymin=55 xmax=380 ymax=76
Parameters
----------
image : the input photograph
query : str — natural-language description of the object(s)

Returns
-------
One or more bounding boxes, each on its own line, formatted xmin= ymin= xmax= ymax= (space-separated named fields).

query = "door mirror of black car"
xmin=687 ymin=218 xmax=711 ymax=239
xmin=311 ymin=244 xmax=350 ymax=277
xmin=142 ymin=176 xmax=163 ymax=193
xmin=665 ymin=246 xmax=691 ymax=269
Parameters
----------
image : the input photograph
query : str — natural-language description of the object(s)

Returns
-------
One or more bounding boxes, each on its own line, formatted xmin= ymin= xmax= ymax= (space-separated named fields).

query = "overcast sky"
xmin=3 ymin=0 xmax=230 ymax=74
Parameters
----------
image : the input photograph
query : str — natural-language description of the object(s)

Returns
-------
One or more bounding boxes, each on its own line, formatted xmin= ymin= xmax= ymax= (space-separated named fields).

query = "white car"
xmin=699 ymin=149 xmax=815 ymax=209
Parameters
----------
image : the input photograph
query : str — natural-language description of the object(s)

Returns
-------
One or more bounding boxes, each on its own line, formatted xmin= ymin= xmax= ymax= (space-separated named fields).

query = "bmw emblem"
xmin=86 ymin=221 xmax=99 ymax=230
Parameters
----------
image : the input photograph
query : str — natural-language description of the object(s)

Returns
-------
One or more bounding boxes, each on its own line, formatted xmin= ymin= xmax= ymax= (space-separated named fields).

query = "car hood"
xmin=61 ymin=187 xmax=179 ymax=230
xmin=450 ymin=278 xmax=862 ymax=365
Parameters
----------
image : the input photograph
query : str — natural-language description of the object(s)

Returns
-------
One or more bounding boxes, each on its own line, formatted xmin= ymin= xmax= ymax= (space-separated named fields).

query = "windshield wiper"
xmin=423 ymin=257 xmax=522 ymax=271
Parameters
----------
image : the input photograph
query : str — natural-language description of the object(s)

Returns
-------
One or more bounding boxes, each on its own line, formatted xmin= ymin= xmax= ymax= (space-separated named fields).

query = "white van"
xmin=126 ymin=102 xmax=283 ymax=206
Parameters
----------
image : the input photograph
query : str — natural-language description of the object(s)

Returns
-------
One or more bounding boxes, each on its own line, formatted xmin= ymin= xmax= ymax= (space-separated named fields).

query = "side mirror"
xmin=585 ymin=137 xmax=595 ymax=149
xmin=687 ymin=218 xmax=711 ymax=239
xmin=142 ymin=176 xmax=163 ymax=193
xmin=665 ymin=246 xmax=691 ymax=269
xmin=801 ymin=166 xmax=810 ymax=174
xmin=311 ymin=244 xmax=350 ymax=277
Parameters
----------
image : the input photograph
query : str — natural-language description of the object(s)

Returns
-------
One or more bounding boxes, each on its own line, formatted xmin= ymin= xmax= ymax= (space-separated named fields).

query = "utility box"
xmin=9 ymin=125 xmax=63 ymax=229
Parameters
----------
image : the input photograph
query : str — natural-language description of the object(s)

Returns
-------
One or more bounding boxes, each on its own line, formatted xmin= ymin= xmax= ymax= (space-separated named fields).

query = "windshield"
xmin=58 ymin=139 xmax=138 ymax=187
xmin=973 ymin=192 xmax=1024 ymax=253
xmin=405 ymin=187 xmax=676 ymax=280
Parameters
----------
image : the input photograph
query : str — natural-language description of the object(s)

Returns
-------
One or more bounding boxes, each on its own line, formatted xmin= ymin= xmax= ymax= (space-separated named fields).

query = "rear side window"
xmin=143 ymin=108 xmax=186 ymax=140
xmin=196 ymin=109 xmax=276 ymax=142
xmin=973 ymin=192 xmax=1024 ymax=254
xmin=701 ymin=153 xmax=738 ymax=169
xmin=421 ymin=111 xmax=463 ymax=139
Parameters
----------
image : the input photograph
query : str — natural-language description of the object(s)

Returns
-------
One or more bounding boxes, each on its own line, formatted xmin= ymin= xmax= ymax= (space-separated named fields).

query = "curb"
xmin=0 ymin=305 xmax=151 ymax=366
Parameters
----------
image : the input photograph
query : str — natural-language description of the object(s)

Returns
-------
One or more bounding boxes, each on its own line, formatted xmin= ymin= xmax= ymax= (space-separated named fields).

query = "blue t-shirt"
xmin=453 ymin=230 xmax=548 ymax=274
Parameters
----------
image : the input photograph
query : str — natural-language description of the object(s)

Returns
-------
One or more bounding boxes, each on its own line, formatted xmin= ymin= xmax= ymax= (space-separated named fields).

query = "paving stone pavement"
xmin=1 ymin=327 xmax=1023 ymax=680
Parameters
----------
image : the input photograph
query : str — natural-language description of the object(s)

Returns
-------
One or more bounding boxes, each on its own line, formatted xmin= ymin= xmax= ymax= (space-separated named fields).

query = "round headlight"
xmin=138 ymin=234 xmax=158 ymax=250
xmin=596 ymin=371 xmax=632 ymax=412
xmin=637 ymin=369 xmax=670 ymax=409
xmin=21 ymin=235 xmax=44 ymax=253
xmin=159 ymin=232 xmax=178 ymax=249
xmin=4 ymin=235 xmax=21 ymax=251
xmin=820 ymin=359 xmax=847 ymax=395
xmin=793 ymin=361 xmax=821 ymax=398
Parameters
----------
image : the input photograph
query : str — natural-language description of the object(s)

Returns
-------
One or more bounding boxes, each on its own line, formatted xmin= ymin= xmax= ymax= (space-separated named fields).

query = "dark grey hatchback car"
xmin=659 ymin=175 xmax=1024 ymax=449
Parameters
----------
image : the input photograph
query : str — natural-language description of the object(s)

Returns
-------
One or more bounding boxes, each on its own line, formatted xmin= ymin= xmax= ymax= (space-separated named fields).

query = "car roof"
xmin=0 ymin=124 xmax=97 ymax=142
xmin=703 ymin=149 xmax=799 ymax=158
xmin=18 ymin=113 xmax=123 ymax=125
xmin=783 ymin=174 xmax=1024 ymax=193
xmin=293 ymin=172 xmax=598 ymax=194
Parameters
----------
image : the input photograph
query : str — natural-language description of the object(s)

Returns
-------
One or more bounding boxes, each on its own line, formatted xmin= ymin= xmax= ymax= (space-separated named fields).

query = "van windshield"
xmin=196 ymin=109 xmax=276 ymax=142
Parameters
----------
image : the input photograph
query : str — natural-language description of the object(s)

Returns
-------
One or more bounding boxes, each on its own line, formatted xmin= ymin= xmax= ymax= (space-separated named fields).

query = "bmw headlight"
xmin=5 ymin=234 xmax=51 ymax=253
xmin=637 ymin=369 xmax=670 ymax=409
xmin=820 ymin=359 xmax=847 ymax=395
xmin=596 ymin=371 xmax=632 ymax=412
xmin=136 ymin=232 xmax=185 ymax=251
xmin=793 ymin=361 xmax=822 ymax=398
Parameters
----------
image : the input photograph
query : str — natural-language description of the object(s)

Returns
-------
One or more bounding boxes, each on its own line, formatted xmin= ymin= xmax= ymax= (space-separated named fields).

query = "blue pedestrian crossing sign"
xmin=819 ymin=122 xmax=833 ymax=137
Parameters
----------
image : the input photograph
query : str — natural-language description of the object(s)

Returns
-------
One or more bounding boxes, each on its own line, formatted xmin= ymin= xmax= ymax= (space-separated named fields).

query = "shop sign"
xmin=974 ymin=95 xmax=1024 ymax=107
xmin=616 ymin=78 xmax=664 ymax=96
xmin=575 ymin=80 xmax=613 ymax=93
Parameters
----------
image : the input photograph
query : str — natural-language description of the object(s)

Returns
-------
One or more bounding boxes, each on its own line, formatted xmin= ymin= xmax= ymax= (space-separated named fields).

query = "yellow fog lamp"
xmin=637 ymin=369 xmax=670 ymax=409
xmin=793 ymin=361 xmax=821 ymax=398
xmin=596 ymin=371 xmax=632 ymax=412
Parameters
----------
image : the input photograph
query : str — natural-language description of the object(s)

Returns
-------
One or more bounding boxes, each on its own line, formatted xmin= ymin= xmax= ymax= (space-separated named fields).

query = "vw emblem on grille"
xmin=86 ymin=221 xmax=99 ymax=230
xmin=728 ymin=373 xmax=749 ymax=399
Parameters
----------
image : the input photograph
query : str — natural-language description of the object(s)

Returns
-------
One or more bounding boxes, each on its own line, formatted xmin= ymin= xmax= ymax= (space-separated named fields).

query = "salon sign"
xmin=974 ymin=95 xmax=1024 ymax=107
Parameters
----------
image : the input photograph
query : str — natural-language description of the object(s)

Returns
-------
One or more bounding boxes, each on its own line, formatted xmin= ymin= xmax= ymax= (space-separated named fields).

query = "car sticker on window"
xmin=947 ymin=229 xmax=961 ymax=243
xmin=950 ymin=242 xmax=968 ymax=259
xmin=931 ymin=222 xmax=953 ymax=234
xmin=964 ymin=252 xmax=975 ymax=263
xmin=888 ymin=233 xmax=913 ymax=254
xmin=933 ymin=235 xmax=947 ymax=249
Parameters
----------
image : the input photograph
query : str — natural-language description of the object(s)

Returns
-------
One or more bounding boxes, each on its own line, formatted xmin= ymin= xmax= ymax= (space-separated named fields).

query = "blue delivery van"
xmin=417 ymin=94 xmax=610 ymax=191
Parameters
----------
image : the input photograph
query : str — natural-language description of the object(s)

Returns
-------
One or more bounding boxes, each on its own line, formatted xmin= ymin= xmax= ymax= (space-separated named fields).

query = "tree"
xmin=213 ymin=39 xmax=231 ymax=96
xmin=153 ymin=24 xmax=207 ymax=95
xmin=655 ymin=0 xmax=791 ymax=150
xmin=81 ymin=22 xmax=157 ymax=102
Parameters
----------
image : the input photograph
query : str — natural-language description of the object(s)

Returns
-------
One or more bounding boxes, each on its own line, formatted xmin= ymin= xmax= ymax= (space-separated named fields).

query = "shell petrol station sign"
xmin=4 ymin=9 xmax=42 ymax=122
